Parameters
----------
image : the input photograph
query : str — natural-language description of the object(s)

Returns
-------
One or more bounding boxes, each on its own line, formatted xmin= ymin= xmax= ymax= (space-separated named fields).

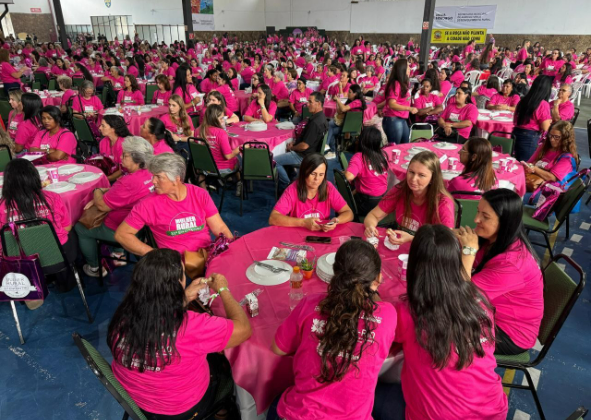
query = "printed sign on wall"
xmin=434 ymin=5 xmax=496 ymax=29
xmin=192 ymin=0 xmax=215 ymax=31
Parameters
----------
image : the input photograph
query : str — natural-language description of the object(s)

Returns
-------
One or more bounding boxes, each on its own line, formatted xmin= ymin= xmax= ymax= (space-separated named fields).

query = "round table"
xmin=91 ymin=74 xmax=104 ymax=88
xmin=1 ymin=163 xmax=109 ymax=223
xmin=40 ymin=93 xmax=63 ymax=107
xmin=235 ymin=90 xmax=252 ymax=115
xmin=97 ymin=106 xmax=168 ymax=136
xmin=228 ymin=122 xmax=294 ymax=155
xmin=475 ymin=110 xmax=515 ymax=138
xmin=207 ymin=224 xmax=408 ymax=415
xmin=384 ymin=141 xmax=526 ymax=197
xmin=323 ymin=100 xmax=378 ymax=121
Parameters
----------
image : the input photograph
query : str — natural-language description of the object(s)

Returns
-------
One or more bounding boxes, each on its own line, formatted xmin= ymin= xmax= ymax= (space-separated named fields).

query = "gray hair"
xmin=122 ymin=136 xmax=153 ymax=169
xmin=147 ymin=152 xmax=186 ymax=182
xmin=110 ymin=66 xmax=122 ymax=76
xmin=561 ymin=83 xmax=573 ymax=94
xmin=80 ymin=80 xmax=95 ymax=92
xmin=365 ymin=65 xmax=375 ymax=74
xmin=39 ymin=57 xmax=48 ymax=67
xmin=57 ymin=75 xmax=72 ymax=89
xmin=305 ymin=55 xmax=313 ymax=63
xmin=274 ymin=71 xmax=285 ymax=81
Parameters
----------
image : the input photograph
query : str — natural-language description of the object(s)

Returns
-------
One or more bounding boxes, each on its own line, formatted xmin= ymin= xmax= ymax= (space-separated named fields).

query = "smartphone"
xmin=305 ymin=236 xmax=332 ymax=244
xmin=350 ymin=236 xmax=362 ymax=241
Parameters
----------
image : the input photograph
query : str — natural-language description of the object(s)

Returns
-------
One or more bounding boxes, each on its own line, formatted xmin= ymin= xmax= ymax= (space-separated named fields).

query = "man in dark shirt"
xmin=275 ymin=91 xmax=328 ymax=190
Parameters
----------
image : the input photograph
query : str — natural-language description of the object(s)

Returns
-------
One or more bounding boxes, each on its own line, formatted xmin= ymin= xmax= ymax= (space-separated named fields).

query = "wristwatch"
xmin=462 ymin=246 xmax=478 ymax=256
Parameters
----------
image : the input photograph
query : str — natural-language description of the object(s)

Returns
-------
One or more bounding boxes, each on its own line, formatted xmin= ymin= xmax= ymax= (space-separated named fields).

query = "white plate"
xmin=492 ymin=151 xmax=499 ymax=157
xmin=401 ymin=163 xmax=409 ymax=170
xmin=58 ymin=164 xmax=84 ymax=175
xmin=493 ymin=117 xmax=513 ymax=122
xmin=384 ymin=236 xmax=400 ymax=251
xmin=325 ymin=252 xmax=336 ymax=265
xmin=442 ymin=170 xmax=461 ymax=181
xmin=44 ymin=181 xmax=76 ymax=194
xmin=478 ymin=115 xmax=491 ymax=121
xmin=36 ymin=167 xmax=48 ymax=177
xmin=433 ymin=142 xmax=457 ymax=150
xmin=317 ymin=253 xmax=335 ymax=277
xmin=499 ymin=180 xmax=516 ymax=191
xmin=246 ymin=260 xmax=292 ymax=286
xmin=407 ymin=146 xmax=430 ymax=155
xmin=479 ymin=109 xmax=492 ymax=114
xmin=316 ymin=266 xmax=333 ymax=284
xmin=69 ymin=171 xmax=102 ymax=184
xmin=403 ymin=154 xmax=413 ymax=161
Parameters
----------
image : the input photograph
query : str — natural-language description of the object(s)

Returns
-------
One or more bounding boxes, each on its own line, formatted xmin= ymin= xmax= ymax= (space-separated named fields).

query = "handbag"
xmin=183 ymin=248 xmax=208 ymax=280
xmin=525 ymin=172 xmax=545 ymax=192
xmin=0 ymin=223 xmax=48 ymax=303
xmin=84 ymin=154 xmax=119 ymax=176
xmin=78 ymin=205 xmax=108 ymax=230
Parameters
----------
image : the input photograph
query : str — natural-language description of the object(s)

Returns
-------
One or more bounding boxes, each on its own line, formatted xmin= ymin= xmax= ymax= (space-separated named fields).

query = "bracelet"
xmin=207 ymin=287 xmax=230 ymax=305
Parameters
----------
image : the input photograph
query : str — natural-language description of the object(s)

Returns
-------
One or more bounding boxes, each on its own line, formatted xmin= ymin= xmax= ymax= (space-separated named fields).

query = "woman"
xmin=108 ymin=249 xmax=251 ymax=419
xmin=243 ymin=84 xmax=276 ymax=123
xmin=172 ymin=64 xmax=202 ymax=111
xmin=76 ymin=137 xmax=154 ymax=277
xmin=115 ymin=153 xmax=234 ymax=256
xmin=413 ymin=78 xmax=443 ymax=122
xmin=50 ymin=57 xmax=69 ymax=77
xmin=30 ymin=106 xmax=77 ymax=162
xmin=553 ymin=63 xmax=573 ymax=88
xmin=226 ymin=67 xmax=240 ymax=91
xmin=328 ymin=71 xmax=351 ymax=98
xmin=214 ymin=72 xmax=238 ymax=114
xmin=152 ymin=74 xmax=172 ymax=106
xmin=0 ymin=159 xmax=77 ymax=292
xmin=268 ymin=240 xmax=396 ymax=420
xmin=57 ymin=75 xmax=77 ymax=114
xmin=200 ymin=69 xmax=219 ymax=94
xmin=7 ymin=89 xmax=23 ymax=140
xmin=124 ymin=56 xmax=139 ymax=78
xmin=289 ymin=78 xmax=312 ymax=125
xmin=455 ymin=189 xmax=543 ymax=355
xmin=375 ymin=224 xmax=507 ymax=420
xmin=326 ymin=84 xmax=367 ymax=157
xmin=437 ymin=87 xmax=478 ymax=144
xmin=472 ymin=75 xmax=500 ymax=106
xmin=140 ymin=117 xmax=176 ymax=155
xmin=512 ymin=75 xmax=552 ymax=161
xmin=364 ymin=151 xmax=455 ymax=245
xmin=198 ymin=104 xmax=240 ymax=174
xmin=14 ymin=93 xmax=43 ymax=153
xmin=382 ymin=58 xmax=417 ymax=144
xmin=161 ymin=94 xmax=195 ymax=153
xmin=449 ymin=62 xmax=465 ymax=88
xmin=487 ymin=79 xmax=520 ymax=112
xmin=73 ymin=63 xmax=93 ymax=82
xmin=199 ymin=90 xmax=239 ymax=125
xmin=521 ymin=120 xmax=578 ymax=187
xmin=98 ymin=114 xmax=131 ymax=181
xmin=360 ymin=66 xmax=379 ymax=96
xmin=448 ymin=137 xmax=498 ymax=198
xmin=439 ymin=68 xmax=452 ymax=99
xmin=72 ymin=80 xmax=104 ymax=118
xmin=0 ymin=49 xmax=22 ymax=93
xmin=344 ymin=127 xmax=388 ymax=217
xmin=116 ymin=74 xmax=145 ymax=106
xmin=269 ymin=153 xmax=353 ymax=231
xmin=102 ymin=66 xmax=125 ymax=90
xmin=550 ymin=84 xmax=575 ymax=122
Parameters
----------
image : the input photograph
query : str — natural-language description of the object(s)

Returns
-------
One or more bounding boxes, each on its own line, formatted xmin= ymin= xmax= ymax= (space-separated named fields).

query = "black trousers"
xmin=495 ymin=326 xmax=529 ymax=355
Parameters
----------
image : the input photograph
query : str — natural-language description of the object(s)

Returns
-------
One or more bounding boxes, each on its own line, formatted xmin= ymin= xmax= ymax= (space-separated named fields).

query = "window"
xmin=90 ymin=15 xmax=134 ymax=42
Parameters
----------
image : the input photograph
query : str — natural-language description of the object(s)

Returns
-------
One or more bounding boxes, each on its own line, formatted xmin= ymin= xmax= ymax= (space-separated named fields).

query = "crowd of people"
xmin=0 ymin=30 xmax=586 ymax=419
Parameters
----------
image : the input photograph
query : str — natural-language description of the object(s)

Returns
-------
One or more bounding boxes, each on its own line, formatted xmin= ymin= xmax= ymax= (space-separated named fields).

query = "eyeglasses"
xmin=559 ymin=89 xmax=569 ymax=93
xmin=549 ymin=134 xmax=562 ymax=140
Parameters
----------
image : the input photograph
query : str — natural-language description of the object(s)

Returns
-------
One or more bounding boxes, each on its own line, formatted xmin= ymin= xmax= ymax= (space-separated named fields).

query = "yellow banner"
xmin=431 ymin=29 xmax=487 ymax=44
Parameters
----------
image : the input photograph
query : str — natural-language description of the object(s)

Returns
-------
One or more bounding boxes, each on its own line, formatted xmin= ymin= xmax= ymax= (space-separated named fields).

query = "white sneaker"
xmin=324 ymin=144 xmax=331 ymax=152
xmin=235 ymin=181 xmax=243 ymax=197
xmin=325 ymin=152 xmax=336 ymax=159
xmin=83 ymin=264 xmax=107 ymax=278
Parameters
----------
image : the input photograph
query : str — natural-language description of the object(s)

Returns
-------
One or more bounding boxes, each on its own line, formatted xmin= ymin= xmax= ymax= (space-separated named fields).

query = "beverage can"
xmin=391 ymin=149 xmax=401 ymax=164
xmin=448 ymin=157 xmax=458 ymax=171
xmin=47 ymin=167 xmax=59 ymax=183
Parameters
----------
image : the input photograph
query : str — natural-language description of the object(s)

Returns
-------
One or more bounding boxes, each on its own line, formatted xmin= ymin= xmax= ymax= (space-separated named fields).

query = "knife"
xmin=254 ymin=261 xmax=290 ymax=273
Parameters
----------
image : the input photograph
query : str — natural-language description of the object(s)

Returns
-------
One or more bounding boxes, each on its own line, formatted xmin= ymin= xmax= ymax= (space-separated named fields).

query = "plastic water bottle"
xmin=289 ymin=266 xmax=304 ymax=311
xmin=222 ymin=116 xmax=228 ymax=132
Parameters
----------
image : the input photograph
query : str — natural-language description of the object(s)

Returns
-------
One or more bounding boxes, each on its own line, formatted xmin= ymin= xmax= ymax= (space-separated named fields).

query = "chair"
xmin=34 ymin=71 xmax=49 ymax=89
xmin=188 ymin=137 xmax=238 ymax=213
xmin=47 ymin=78 xmax=57 ymax=91
xmin=72 ymin=77 xmax=84 ymax=89
xmin=409 ymin=123 xmax=434 ymax=142
xmin=301 ymin=106 xmax=311 ymax=120
xmin=240 ymin=142 xmax=278 ymax=216
xmin=464 ymin=70 xmax=482 ymax=86
xmin=31 ymin=81 xmax=41 ymax=91
xmin=72 ymin=114 xmax=99 ymax=156
xmin=317 ymin=130 xmax=329 ymax=155
xmin=451 ymin=191 xmax=482 ymax=229
xmin=334 ymin=169 xmax=362 ymax=223
xmin=1 ymin=219 xmax=93 ymax=344
xmin=565 ymin=407 xmax=588 ymax=420
xmin=489 ymin=131 xmax=516 ymax=155
xmin=524 ymin=176 xmax=590 ymax=259
xmin=144 ymin=83 xmax=158 ymax=104
xmin=571 ymin=108 xmax=580 ymax=126
xmin=72 ymin=332 xmax=149 ymax=420
xmin=0 ymin=100 xmax=12 ymax=126
xmin=337 ymin=111 xmax=363 ymax=151
xmin=100 ymin=85 xmax=110 ymax=107
xmin=496 ymin=254 xmax=586 ymax=420
xmin=0 ymin=145 xmax=12 ymax=172
xmin=190 ymin=114 xmax=199 ymax=130
xmin=338 ymin=151 xmax=349 ymax=171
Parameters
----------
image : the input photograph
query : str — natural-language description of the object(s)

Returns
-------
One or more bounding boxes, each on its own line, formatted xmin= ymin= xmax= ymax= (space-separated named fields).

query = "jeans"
xmin=291 ymin=115 xmax=303 ymax=125
xmin=4 ymin=82 xmax=20 ymax=94
xmin=327 ymin=119 xmax=342 ymax=152
xmin=275 ymin=151 xmax=304 ymax=190
xmin=382 ymin=116 xmax=409 ymax=144
xmin=372 ymin=381 xmax=406 ymax=420
xmin=266 ymin=395 xmax=283 ymax=420
xmin=75 ymin=222 xmax=119 ymax=267
xmin=513 ymin=127 xmax=541 ymax=162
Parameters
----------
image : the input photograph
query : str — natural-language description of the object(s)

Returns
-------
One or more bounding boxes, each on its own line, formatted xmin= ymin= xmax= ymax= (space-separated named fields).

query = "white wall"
xmin=59 ymin=0 xmax=184 ymax=25
xmin=7 ymin=0 xmax=51 ymax=14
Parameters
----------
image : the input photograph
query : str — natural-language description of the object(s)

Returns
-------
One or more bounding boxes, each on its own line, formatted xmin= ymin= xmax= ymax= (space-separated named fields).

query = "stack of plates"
xmin=479 ymin=109 xmax=492 ymax=115
xmin=69 ymin=171 xmax=102 ymax=184
xmin=37 ymin=167 xmax=48 ymax=178
xmin=433 ymin=142 xmax=457 ymax=150
xmin=0 ymin=175 xmax=3 ymax=185
xmin=316 ymin=252 xmax=336 ymax=284
xmin=478 ymin=114 xmax=491 ymax=121
xmin=493 ymin=116 xmax=513 ymax=122
xmin=104 ymin=108 xmax=123 ymax=116
xmin=401 ymin=163 xmax=409 ymax=170
xmin=276 ymin=121 xmax=295 ymax=130
xmin=44 ymin=181 xmax=76 ymax=193
xmin=407 ymin=146 xmax=430 ymax=156
xmin=245 ymin=122 xmax=268 ymax=132
xmin=140 ymin=106 xmax=153 ymax=113
xmin=499 ymin=180 xmax=516 ymax=191
xmin=245 ymin=260 xmax=292 ymax=286
xmin=58 ymin=164 xmax=84 ymax=175
xmin=442 ymin=170 xmax=461 ymax=181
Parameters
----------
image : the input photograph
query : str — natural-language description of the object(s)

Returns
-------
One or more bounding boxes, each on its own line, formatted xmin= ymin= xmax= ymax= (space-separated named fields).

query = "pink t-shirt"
xmin=214 ymin=84 xmax=238 ymax=113
xmin=514 ymin=100 xmax=551 ymax=131
xmin=106 ymin=76 xmax=125 ymax=90
xmin=272 ymin=81 xmax=290 ymax=101
xmin=30 ymin=128 xmax=77 ymax=163
xmin=273 ymin=182 xmax=347 ymax=220
xmin=395 ymin=301 xmax=508 ymax=420
xmin=320 ymin=75 xmax=338 ymax=92
xmin=289 ymin=88 xmax=312 ymax=114
xmin=174 ymin=85 xmax=201 ymax=106
xmin=378 ymin=188 xmax=455 ymax=231
xmin=449 ymin=70 xmax=465 ymax=88
xmin=14 ymin=119 xmax=40 ymax=149
xmin=328 ymin=82 xmax=350 ymax=98
xmin=161 ymin=113 xmax=195 ymax=137
xmin=117 ymin=89 xmax=145 ymax=105
xmin=440 ymin=80 xmax=452 ymax=98
xmin=527 ymin=147 xmax=576 ymax=183
xmin=275 ymin=294 xmax=396 ymax=420
xmin=99 ymin=137 xmax=124 ymax=164
xmin=472 ymin=240 xmax=543 ymax=349
xmin=240 ymin=67 xmax=255 ymax=84
xmin=103 ymin=169 xmax=154 ymax=230
xmin=0 ymin=62 xmax=20 ymax=84
xmin=516 ymin=47 xmax=528 ymax=62
xmin=203 ymin=126 xmax=237 ymax=170
xmin=440 ymin=103 xmax=478 ymax=139
xmin=152 ymin=140 xmax=174 ymax=155
xmin=112 ymin=311 xmax=233 ymax=415
xmin=72 ymin=95 xmax=104 ymax=113
xmin=126 ymin=65 xmax=139 ymax=78
xmin=152 ymin=89 xmax=172 ymax=106
xmin=199 ymin=78 xmax=217 ymax=94
xmin=447 ymin=174 xmax=499 ymax=198
xmin=61 ymin=89 xmax=77 ymax=107
xmin=383 ymin=82 xmax=411 ymax=119
xmin=0 ymin=190 xmax=71 ymax=244
xmin=360 ymin=75 xmax=379 ymax=89
xmin=476 ymin=85 xmax=498 ymax=99
xmin=489 ymin=93 xmax=520 ymax=108
xmin=542 ymin=59 xmax=565 ymax=76
xmin=413 ymin=93 xmax=442 ymax=122
xmin=346 ymin=152 xmax=388 ymax=197
xmin=7 ymin=111 xmax=23 ymax=140
xmin=549 ymin=99 xmax=575 ymax=121
xmin=244 ymin=100 xmax=277 ymax=121
xmin=124 ymin=183 xmax=218 ymax=254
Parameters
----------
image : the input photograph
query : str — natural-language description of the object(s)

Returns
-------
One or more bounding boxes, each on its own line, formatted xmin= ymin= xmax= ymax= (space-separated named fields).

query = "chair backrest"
xmin=341 ymin=111 xmax=363 ymax=136
xmin=571 ymin=108 xmax=580 ymax=126
xmin=72 ymin=77 xmax=84 ymax=88
xmin=587 ymin=119 xmax=591 ymax=159
xmin=34 ymin=72 xmax=49 ymax=86
xmin=72 ymin=115 xmax=97 ymax=144
xmin=72 ymin=333 xmax=148 ymax=420
xmin=317 ymin=130 xmax=329 ymax=154
xmin=333 ymin=169 xmax=359 ymax=222
xmin=190 ymin=114 xmax=199 ymax=129
xmin=301 ymin=106 xmax=311 ymax=119
xmin=554 ymin=177 xmax=588 ymax=223
xmin=32 ymin=81 xmax=41 ymax=91
xmin=338 ymin=151 xmax=348 ymax=171
xmin=464 ymin=70 xmax=482 ymax=85
xmin=489 ymin=131 xmax=515 ymax=155
xmin=0 ymin=145 xmax=12 ymax=172
xmin=242 ymin=142 xmax=274 ymax=180
xmin=410 ymin=123 xmax=434 ymax=142
xmin=0 ymin=100 xmax=12 ymax=124
xmin=451 ymin=191 xmax=482 ymax=228
xmin=1 ymin=219 xmax=65 ymax=268
xmin=144 ymin=83 xmax=158 ymax=104
xmin=47 ymin=78 xmax=57 ymax=91
xmin=188 ymin=137 xmax=220 ymax=175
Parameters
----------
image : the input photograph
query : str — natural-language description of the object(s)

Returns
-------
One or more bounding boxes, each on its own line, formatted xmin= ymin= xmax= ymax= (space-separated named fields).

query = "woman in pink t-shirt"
xmin=7 ymin=89 xmax=23 ymax=140
xmin=108 ymin=250 xmax=251 ymax=418
xmin=456 ymin=189 xmax=543 ymax=355
xmin=72 ymin=80 xmax=104 ymax=118
xmin=289 ymin=78 xmax=312 ymax=124
xmin=151 ymin=74 xmax=172 ymax=106
xmin=326 ymin=84 xmax=366 ymax=155
xmin=140 ymin=117 xmax=176 ymax=155
xmin=101 ymin=66 xmax=125 ymax=91
xmin=98 ymin=114 xmax=131 ymax=182
xmin=439 ymin=68 xmax=453 ymax=99
xmin=437 ymin=86 xmax=478 ymax=143
xmin=29 ymin=106 xmax=77 ymax=163
xmin=382 ymin=58 xmax=417 ymax=144
xmin=448 ymin=137 xmax=498 ymax=198
xmin=197 ymin=104 xmax=240 ymax=174
xmin=270 ymin=153 xmax=353 ymax=231
xmin=365 ymin=151 xmax=455 ymax=245
xmin=550 ymin=84 xmax=575 ymax=123
xmin=553 ymin=63 xmax=573 ymax=88
xmin=269 ymin=240 xmax=396 ymax=420
xmin=374 ymin=224 xmax=507 ymax=420
xmin=161 ymin=94 xmax=195 ymax=156
xmin=487 ymin=79 xmax=520 ymax=112
xmin=344 ymin=127 xmax=389 ymax=216
xmin=14 ymin=92 xmax=43 ymax=153
xmin=413 ymin=78 xmax=443 ymax=122
xmin=472 ymin=75 xmax=500 ymax=106
xmin=213 ymin=72 xmax=238 ymax=114
xmin=243 ymin=84 xmax=277 ymax=123
xmin=199 ymin=90 xmax=239 ymax=126
xmin=116 ymin=74 xmax=145 ymax=106
xmin=0 ymin=49 xmax=23 ymax=93
xmin=521 ymin=120 xmax=578 ymax=187
xmin=172 ymin=64 xmax=203 ymax=111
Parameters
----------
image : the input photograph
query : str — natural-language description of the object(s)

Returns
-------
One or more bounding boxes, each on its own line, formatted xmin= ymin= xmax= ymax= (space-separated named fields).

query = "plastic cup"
xmin=398 ymin=254 xmax=409 ymax=281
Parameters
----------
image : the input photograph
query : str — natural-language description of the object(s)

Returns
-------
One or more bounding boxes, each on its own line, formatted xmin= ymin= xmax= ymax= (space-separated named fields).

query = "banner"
xmin=431 ymin=29 xmax=488 ymax=44
xmin=434 ymin=5 xmax=496 ymax=29
xmin=191 ymin=0 xmax=215 ymax=31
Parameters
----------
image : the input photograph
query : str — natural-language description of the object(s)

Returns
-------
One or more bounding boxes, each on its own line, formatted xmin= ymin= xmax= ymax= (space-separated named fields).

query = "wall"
xmin=10 ymin=13 xmax=55 ymax=42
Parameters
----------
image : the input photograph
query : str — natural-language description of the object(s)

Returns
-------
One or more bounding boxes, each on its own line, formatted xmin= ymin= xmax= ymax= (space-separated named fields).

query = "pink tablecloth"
xmin=40 ymin=95 xmax=62 ymax=107
xmin=228 ymin=122 xmax=294 ymax=153
xmin=323 ymin=100 xmax=377 ymax=121
xmin=235 ymin=90 xmax=252 ymax=115
xmin=207 ymin=224 xmax=408 ymax=414
xmin=475 ymin=112 xmax=515 ymax=138
xmin=92 ymin=74 xmax=104 ymax=88
xmin=97 ymin=106 xmax=168 ymax=136
xmin=384 ymin=141 xmax=526 ymax=197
